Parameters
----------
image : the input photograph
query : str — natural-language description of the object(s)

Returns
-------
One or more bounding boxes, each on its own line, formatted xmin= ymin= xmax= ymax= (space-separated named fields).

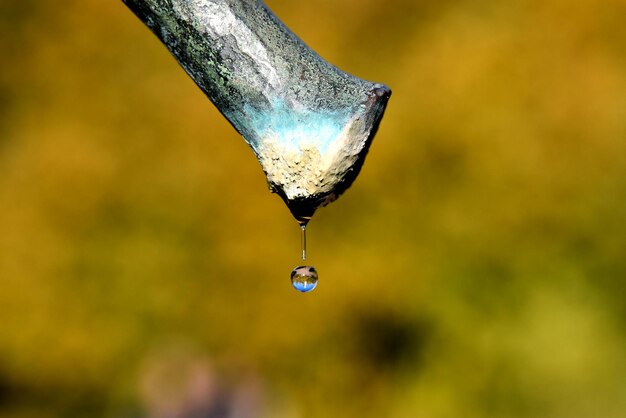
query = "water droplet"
xmin=291 ymin=266 xmax=318 ymax=293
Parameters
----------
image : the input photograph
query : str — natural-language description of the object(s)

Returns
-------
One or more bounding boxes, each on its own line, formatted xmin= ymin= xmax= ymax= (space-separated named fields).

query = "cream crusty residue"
xmin=258 ymin=113 xmax=367 ymax=200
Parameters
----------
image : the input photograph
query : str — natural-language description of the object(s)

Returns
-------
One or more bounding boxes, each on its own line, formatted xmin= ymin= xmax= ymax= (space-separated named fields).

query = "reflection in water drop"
xmin=291 ymin=266 xmax=318 ymax=293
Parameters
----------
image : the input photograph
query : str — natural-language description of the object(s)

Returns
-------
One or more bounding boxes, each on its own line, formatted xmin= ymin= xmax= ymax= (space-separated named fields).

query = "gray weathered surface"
xmin=123 ymin=0 xmax=391 ymax=223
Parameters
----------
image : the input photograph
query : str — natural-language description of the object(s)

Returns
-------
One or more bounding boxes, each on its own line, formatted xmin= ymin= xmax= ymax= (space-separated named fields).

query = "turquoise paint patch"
xmin=244 ymin=100 xmax=350 ymax=156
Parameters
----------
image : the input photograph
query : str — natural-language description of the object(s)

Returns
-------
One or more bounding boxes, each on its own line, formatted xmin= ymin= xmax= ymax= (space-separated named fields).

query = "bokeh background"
xmin=1 ymin=0 xmax=626 ymax=417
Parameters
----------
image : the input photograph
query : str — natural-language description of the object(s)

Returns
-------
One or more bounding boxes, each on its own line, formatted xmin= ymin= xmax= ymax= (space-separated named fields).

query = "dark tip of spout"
xmin=286 ymin=197 xmax=317 ymax=226
xmin=277 ymin=192 xmax=333 ymax=226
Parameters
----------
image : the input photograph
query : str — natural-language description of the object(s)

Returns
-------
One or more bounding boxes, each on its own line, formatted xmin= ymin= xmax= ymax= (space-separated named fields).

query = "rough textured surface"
xmin=122 ymin=0 xmax=391 ymax=222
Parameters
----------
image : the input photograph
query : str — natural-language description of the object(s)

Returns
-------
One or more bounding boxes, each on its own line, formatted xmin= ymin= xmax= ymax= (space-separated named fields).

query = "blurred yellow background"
xmin=1 ymin=0 xmax=625 ymax=417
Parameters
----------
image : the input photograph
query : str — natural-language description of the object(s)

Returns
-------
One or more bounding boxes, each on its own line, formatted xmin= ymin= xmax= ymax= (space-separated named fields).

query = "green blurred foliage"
xmin=1 ymin=0 xmax=625 ymax=417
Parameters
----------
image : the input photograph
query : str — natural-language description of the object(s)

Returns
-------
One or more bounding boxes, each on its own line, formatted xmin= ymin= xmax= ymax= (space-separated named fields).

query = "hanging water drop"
xmin=291 ymin=221 xmax=317 ymax=293
xmin=291 ymin=266 xmax=318 ymax=293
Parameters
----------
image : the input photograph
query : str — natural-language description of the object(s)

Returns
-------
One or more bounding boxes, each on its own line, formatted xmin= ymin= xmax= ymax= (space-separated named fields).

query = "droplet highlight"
xmin=291 ymin=266 xmax=318 ymax=293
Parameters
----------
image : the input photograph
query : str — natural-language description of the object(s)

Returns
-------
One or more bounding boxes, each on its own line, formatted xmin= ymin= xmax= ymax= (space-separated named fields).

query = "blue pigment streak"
xmin=244 ymin=100 xmax=350 ymax=156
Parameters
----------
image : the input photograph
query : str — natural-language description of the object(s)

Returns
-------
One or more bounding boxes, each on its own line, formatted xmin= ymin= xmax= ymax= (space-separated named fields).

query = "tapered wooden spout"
xmin=123 ymin=0 xmax=391 ymax=223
